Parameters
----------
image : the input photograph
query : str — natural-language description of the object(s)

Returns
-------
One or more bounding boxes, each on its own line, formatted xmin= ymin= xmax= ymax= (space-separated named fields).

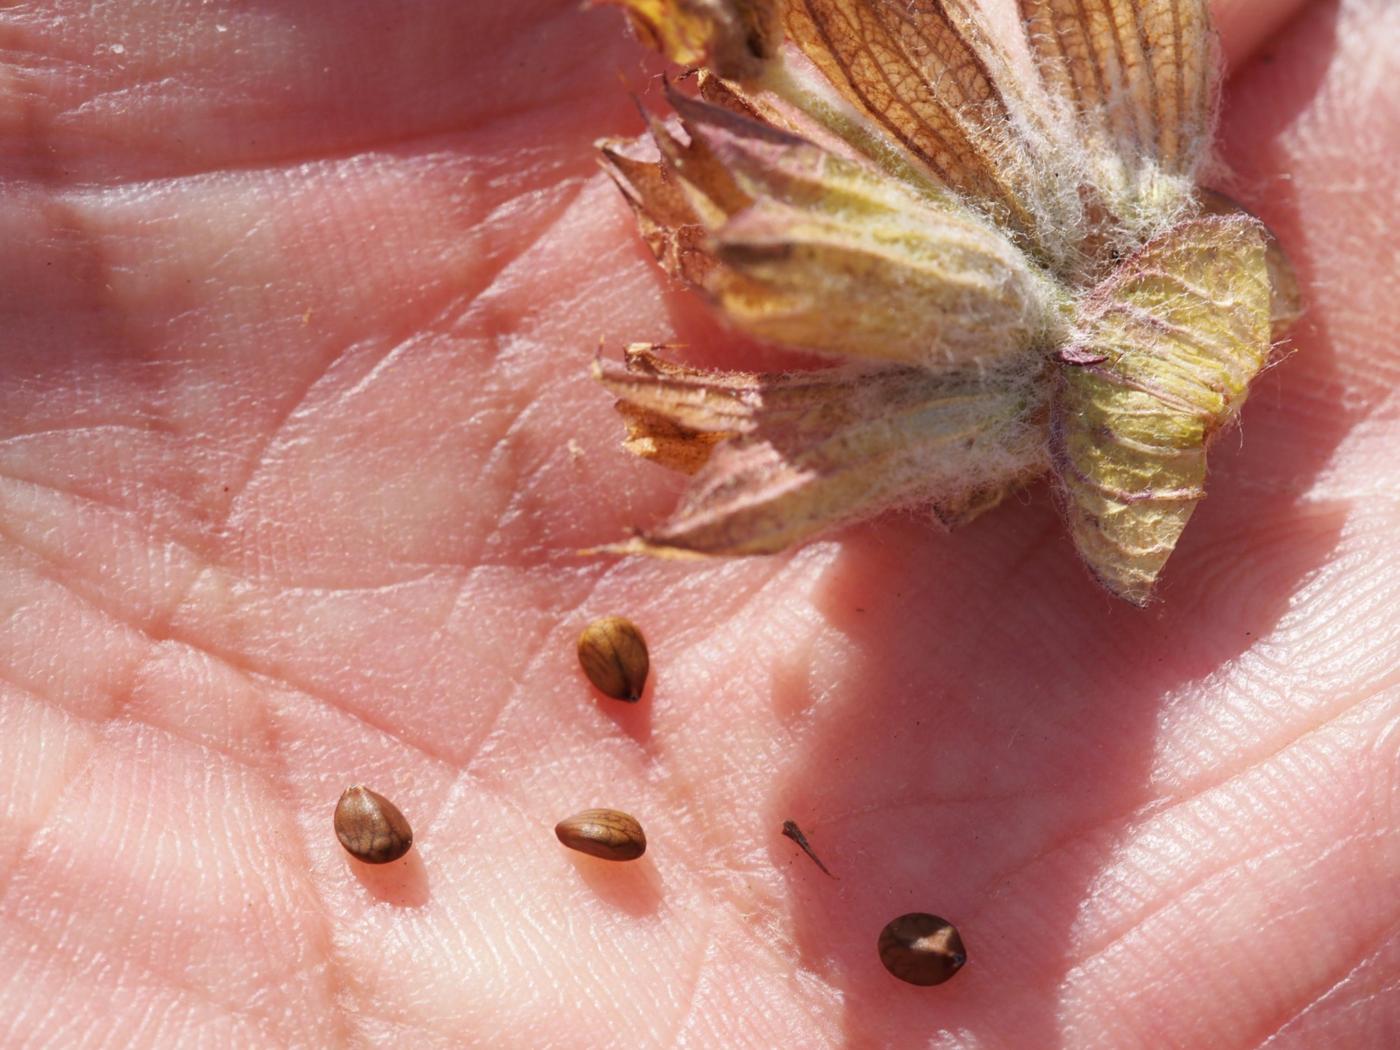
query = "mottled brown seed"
xmin=555 ymin=808 xmax=647 ymax=861
xmin=334 ymin=786 xmax=413 ymax=864
xmin=577 ymin=616 xmax=649 ymax=701
xmin=878 ymin=913 xmax=966 ymax=986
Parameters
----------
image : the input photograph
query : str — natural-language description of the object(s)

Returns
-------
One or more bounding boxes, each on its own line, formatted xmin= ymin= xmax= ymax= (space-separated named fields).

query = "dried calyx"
xmin=593 ymin=0 xmax=1301 ymax=604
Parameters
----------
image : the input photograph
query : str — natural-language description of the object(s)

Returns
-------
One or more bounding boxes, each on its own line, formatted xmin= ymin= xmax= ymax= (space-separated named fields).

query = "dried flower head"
xmin=593 ymin=0 xmax=1300 ymax=603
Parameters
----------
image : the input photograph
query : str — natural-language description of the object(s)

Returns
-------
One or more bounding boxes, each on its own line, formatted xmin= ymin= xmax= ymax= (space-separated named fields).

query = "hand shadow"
xmin=764 ymin=6 xmax=1350 ymax=1042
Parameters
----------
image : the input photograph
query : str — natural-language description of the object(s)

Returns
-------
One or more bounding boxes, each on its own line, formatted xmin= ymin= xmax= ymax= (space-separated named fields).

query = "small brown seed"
xmin=555 ymin=808 xmax=647 ymax=861
xmin=334 ymin=786 xmax=413 ymax=864
xmin=878 ymin=913 xmax=966 ymax=986
xmin=577 ymin=616 xmax=649 ymax=701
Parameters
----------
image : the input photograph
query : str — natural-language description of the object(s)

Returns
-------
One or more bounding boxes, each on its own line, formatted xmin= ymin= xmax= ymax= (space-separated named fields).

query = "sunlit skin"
xmin=0 ymin=1 xmax=1395 ymax=1047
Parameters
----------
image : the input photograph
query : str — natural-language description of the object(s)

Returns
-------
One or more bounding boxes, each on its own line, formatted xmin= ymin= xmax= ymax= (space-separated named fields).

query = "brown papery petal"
xmin=780 ymin=0 xmax=1052 ymax=237
xmin=598 ymin=137 xmax=719 ymax=288
xmin=1051 ymin=215 xmax=1272 ymax=604
xmin=594 ymin=345 xmax=759 ymax=473
xmin=599 ymin=355 xmax=1049 ymax=556
xmin=1018 ymin=0 xmax=1215 ymax=204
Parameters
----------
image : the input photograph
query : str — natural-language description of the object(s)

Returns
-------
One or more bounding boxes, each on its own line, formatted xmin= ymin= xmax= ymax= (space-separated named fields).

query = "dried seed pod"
xmin=555 ymin=808 xmax=647 ymax=861
xmin=577 ymin=616 xmax=649 ymax=701
xmin=334 ymin=786 xmax=413 ymax=864
xmin=878 ymin=913 xmax=966 ymax=987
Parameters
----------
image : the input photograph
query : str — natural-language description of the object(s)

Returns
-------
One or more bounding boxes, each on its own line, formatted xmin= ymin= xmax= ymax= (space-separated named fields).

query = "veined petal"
xmin=778 ymin=0 xmax=1057 ymax=238
xmin=1019 ymin=0 xmax=1215 ymax=222
xmin=1051 ymin=214 xmax=1273 ymax=604
xmin=596 ymin=348 xmax=1049 ymax=555
xmin=601 ymin=0 xmax=781 ymax=79
xmin=622 ymin=92 xmax=1060 ymax=367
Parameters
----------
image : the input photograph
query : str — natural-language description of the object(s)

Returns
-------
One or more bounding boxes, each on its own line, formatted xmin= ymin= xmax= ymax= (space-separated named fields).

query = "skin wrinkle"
xmin=1073 ymin=736 xmax=1398 ymax=974
xmin=461 ymin=176 xmax=593 ymax=330
xmin=15 ymin=880 xmax=302 ymax=1046
xmin=1070 ymin=826 xmax=1343 ymax=975
xmin=0 ymin=650 xmax=436 ymax=1048
xmin=1 ymin=463 xmax=483 ymax=770
xmin=0 ymin=468 xmax=168 ymax=542
xmin=32 ymin=497 xmax=471 ymax=770
xmin=0 ymin=4 xmax=621 ymax=186
xmin=213 ymin=188 xmax=593 ymax=577
xmin=663 ymin=917 xmax=719 ymax=1048
xmin=634 ymin=559 xmax=833 ymax=867
xmin=0 ymin=729 xmax=321 ymax=1047
xmin=1069 ymin=840 xmax=1400 ymax=1050
xmin=468 ymin=377 xmax=587 ymax=562
xmin=215 ymin=344 xmax=355 ymax=529
xmin=251 ymin=689 xmax=360 ymax=1050
xmin=0 ymin=539 xmax=162 ymax=714
xmin=0 ymin=696 xmax=97 ymax=907
xmin=11 ymin=103 xmax=587 ymax=194
xmin=1253 ymin=917 xmax=1400 ymax=1048
xmin=960 ymin=674 xmax=1395 ymax=947
xmin=3 ymin=904 xmax=294 ymax=1048
xmin=1150 ymin=671 xmax=1400 ymax=809
xmin=214 ymin=175 xmax=591 ymax=542
xmin=0 ymin=421 xmax=173 ymax=446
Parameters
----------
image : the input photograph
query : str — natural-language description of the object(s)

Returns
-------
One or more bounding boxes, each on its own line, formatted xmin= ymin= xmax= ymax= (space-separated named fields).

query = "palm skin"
xmin=0 ymin=0 xmax=1396 ymax=1046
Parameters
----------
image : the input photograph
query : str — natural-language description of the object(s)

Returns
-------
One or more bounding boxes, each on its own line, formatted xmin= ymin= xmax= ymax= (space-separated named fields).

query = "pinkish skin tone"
xmin=0 ymin=1 xmax=1396 ymax=1047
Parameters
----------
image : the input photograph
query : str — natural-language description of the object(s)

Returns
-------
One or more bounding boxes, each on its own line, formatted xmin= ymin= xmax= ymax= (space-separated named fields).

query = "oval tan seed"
xmin=577 ymin=616 xmax=649 ymax=702
xmin=334 ymin=786 xmax=413 ymax=864
xmin=555 ymin=808 xmax=647 ymax=861
xmin=878 ymin=913 xmax=966 ymax=986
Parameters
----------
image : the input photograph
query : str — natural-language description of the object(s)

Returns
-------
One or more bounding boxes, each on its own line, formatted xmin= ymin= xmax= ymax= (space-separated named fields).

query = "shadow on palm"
xmin=596 ymin=5 xmax=1355 ymax=1044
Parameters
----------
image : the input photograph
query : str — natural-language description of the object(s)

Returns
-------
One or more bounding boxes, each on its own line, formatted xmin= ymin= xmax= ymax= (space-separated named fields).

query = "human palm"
xmin=1 ymin=1 xmax=1396 ymax=1046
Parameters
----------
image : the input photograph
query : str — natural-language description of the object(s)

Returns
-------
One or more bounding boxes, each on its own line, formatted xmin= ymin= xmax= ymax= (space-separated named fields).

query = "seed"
xmin=334 ymin=786 xmax=413 ymax=864
xmin=781 ymin=819 xmax=836 ymax=878
xmin=878 ymin=913 xmax=966 ymax=986
xmin=576 ymin=616 xmax=649 ymax=701
xmin=555 ymin=808 xmax=647 ymax=861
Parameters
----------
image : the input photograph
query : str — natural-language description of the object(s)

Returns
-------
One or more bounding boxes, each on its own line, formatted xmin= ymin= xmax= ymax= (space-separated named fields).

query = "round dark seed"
xmin=334 ymin=786 xmax=414 ymax=864
xmin=577 ymin=616 xmax=649 ymax=702
xmin=878 ymin=913 xmax=966 ymax=986
xmin=555 ymin=808 xmax=647 ymax=861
